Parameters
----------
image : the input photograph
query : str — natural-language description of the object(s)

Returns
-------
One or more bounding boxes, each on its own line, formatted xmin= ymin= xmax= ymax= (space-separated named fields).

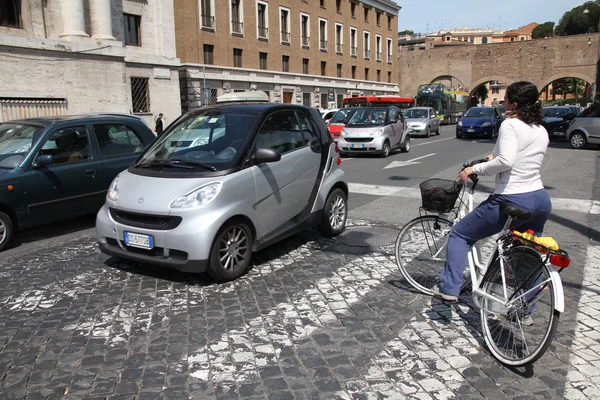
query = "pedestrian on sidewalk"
xmin=155 ymin=113 xmax=164 ymax=136
xmin=433 ymin=81 xmax=552 ymax=302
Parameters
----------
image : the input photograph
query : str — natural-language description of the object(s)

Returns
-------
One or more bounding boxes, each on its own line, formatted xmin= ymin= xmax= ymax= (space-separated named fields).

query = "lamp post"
xmin=583 ymin=2 xmax=600 ymax=100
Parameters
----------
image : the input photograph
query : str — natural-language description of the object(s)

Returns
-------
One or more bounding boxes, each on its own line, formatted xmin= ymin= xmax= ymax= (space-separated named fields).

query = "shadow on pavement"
xmin=6 ymin=214 xmax=96 ymax=250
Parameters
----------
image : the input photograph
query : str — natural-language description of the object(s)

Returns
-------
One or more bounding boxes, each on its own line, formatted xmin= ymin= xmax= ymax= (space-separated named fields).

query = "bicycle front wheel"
xmin=395 ymin=215 xmax=454 ymax=295
xmin=480 ymin=247 xmax=560 ymax=366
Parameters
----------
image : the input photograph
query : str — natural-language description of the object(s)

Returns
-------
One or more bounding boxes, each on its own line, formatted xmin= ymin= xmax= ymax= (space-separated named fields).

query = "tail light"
xmin=336 ymin=157 xmax=341 ymax=166
xmin=549 ymin=254 xmax=570 ymax=268
xmin=334 ymin=143 xmax=339 ymax=153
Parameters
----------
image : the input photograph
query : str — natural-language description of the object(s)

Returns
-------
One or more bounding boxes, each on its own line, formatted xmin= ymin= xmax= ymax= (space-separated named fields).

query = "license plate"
xmin=124 ymin=232 xmax=154 ymax=250
xmin=467 ymin=129 xmax=475 ymax=132
xmin=362 ymin=144 xmax=365 ymax=148
xmin=351 ymin=143 xmax=355 ymax=148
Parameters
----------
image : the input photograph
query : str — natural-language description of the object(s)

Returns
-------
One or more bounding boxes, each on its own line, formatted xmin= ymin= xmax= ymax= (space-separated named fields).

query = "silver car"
xmin=337 ymin=106 xmax=409 ymax=157
xmin=404 ymin=107 xmax=441 ymax=138
xmin=566 ymin=106 xmax=600 ymax=149
xmin=96 ymin=100 xmax=348 ymax=281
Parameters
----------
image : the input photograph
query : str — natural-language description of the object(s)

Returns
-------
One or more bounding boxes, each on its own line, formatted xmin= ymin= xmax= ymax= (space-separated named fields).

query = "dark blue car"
xmin=456 ymin=106 xmax=504 ymax=139
xmin=0 ymin=114 xmax=156 ymax=251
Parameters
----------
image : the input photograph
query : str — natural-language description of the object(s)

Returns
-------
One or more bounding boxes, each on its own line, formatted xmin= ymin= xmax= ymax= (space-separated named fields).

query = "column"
xmin=59 ymin=0 xmax=89 ymax=39
xmin=90 ymin=0 xmax=116 ymax=40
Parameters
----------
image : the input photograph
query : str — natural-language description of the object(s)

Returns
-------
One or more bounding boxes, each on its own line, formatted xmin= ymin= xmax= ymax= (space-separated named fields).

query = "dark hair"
xmin=505 ymin=81 xmax=543 ymax=125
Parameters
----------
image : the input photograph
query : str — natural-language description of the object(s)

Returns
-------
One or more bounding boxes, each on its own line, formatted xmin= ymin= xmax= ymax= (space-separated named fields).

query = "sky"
xmin=392 ymin=0 xmax=590 ymax=34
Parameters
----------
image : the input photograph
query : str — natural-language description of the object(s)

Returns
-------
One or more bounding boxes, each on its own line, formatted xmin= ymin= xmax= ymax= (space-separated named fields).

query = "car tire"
xmin=456 ymin=131 xmax=462 ymax=139
xmin=380 ymin=140 xmax=391 ymax=158
xmin=400 ymin=136 xmax=410 ymax=153
xmin=425 ymin=126 xmax=431 ymax=138
xmin=570 ymin=131 xmax=587 ymax=149
xmin=319 ymin=188 xmax=347 ymax=237
xmin=207 ymin=219 xmax=254 ymax=282
xmin=0 ymin=211 xmax=14 ymax=252
xmin=436 ymin=125 xmax=441 ymax=135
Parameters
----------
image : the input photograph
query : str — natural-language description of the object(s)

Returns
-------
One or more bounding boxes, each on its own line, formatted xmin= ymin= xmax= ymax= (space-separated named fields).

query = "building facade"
xmin=0 ymin=0 xmax=181 ymax=125
xmin=176 ymin=0 xmax=400 ymax=111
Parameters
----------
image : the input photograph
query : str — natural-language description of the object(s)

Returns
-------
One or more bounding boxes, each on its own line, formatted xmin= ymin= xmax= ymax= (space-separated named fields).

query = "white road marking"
xmin=348 ymin=182 xmax=597 ymax=214
xmin=383 ymin=153 xmax=436 ymax=169
xmin=412 ymin=137 xmax=456 ymax=147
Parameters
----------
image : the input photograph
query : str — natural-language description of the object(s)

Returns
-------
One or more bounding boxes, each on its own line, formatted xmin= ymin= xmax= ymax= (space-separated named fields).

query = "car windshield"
xmin=404 ymin=109 xmax=428 ymax=119
xmin=543 ymin=108 xmax=569 ymax=118
xmin=464 ymin=108 xmax=494 ymax=118
xmin=346 ymin=108 xmax=387 ymax=127
xmin=0 ymin=123 xmax=44 ymax=169
xmin=330 ymin=109 xmax=356 ymax=124
xmin=134 ymin=109 xmax=257 ymax=173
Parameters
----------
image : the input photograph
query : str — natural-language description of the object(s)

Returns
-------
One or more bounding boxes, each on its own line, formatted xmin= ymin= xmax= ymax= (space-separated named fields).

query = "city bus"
xmin=414 ymin=84 xmax=468 ymax=124
xmin=342 ymin=95 xmax=414 ymax=110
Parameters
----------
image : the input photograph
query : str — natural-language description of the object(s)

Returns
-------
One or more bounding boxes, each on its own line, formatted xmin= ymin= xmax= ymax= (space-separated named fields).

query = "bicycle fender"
xmin=549 ymin=269 xmax=564 ymax=313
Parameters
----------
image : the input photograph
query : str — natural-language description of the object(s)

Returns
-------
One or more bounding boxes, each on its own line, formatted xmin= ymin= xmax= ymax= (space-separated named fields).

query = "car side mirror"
xmin=34 ymin=154 xmax=53 ymax=168
xmin=254 ymin=148 xmax=281 ymax=164
xmin=563 ymin=112 xmax=576 ymax=121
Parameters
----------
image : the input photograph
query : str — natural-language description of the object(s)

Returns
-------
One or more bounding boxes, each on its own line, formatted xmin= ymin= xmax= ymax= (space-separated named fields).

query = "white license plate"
xmin=467 ymin=129 xmax=475 ymax=132
xmin=351 ymin=143 xmax=355 ymax=148
xmin=124 ymin=232 xmax=154 ymax=250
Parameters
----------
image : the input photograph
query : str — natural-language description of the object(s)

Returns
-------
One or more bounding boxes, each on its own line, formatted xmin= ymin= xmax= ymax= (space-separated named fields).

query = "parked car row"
xmin=542 ymin=104 xmax=600 ymax=149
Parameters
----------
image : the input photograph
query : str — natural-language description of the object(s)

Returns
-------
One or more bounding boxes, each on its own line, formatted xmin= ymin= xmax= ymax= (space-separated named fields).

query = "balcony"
xmin=302 ymin=35 xmax=310 ymax=47
xmin=335 ymin=43 xmax=343 ymax=54
xmin=231 ymin=20 xmax=243 ymax=35
xmin=320 ymin=39 xmax=328 ymax=51
xmin=351 ymin=46 xmax=357 ymax=56
xmin=364 ymin=49 xmax=370 ymax=59
xmin=201 ymin=15 xmax=215 ymax=29
xmin=387 ymin=54 xmax=392 ymax=63
xmin=376 ymin=52 xmax=382 ymax=61
xmin=281 ymin=31 xmax=291 ymax=43
xmin=258 ymin=26 xmax=268 ymax=38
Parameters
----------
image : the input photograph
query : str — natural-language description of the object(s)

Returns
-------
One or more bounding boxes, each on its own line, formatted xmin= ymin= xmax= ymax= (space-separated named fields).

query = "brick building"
xmin=0 ymin=0 xmax=181 ymax=126
xmin=176 ymin=0 xmax=400 ymax=112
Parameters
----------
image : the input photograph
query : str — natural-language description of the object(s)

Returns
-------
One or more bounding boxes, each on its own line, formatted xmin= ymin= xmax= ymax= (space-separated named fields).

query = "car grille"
xmin=344 ymin=138 xmax=372 ymax=143
xmin=109 ymin=208 xmax=182 ymax=230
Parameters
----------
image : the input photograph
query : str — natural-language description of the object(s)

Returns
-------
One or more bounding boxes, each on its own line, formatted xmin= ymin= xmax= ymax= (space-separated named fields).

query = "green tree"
xmin=532 ymin=22 xmax=555 ymax=38
xmin=555 ymin=1 xmax=600 ymax=36
xmin=474 ymin=85 xmax=489 ymax=103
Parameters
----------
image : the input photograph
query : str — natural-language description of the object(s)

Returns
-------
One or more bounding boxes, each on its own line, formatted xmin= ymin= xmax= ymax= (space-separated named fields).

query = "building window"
xmin=482 ymin=37 xmax=488 ymax=44
xmin=231 ymin=0 xmax=243 ymax=34
xmin=364 ymin=68 xmax=369 ymax=80
xmin=350 ymin=28 xmax=358 ymax=57
xmin=376 ymin=69 xmax=380 ymax=82
xmin=257 ymin=2 xmax=268 ymax=39
xmin=260 ymin=52 xmax=267 ymax=70
xmin=336 ymin=0 xmax=341 ymax=12
xmin=375 ymin=35 xmax=382 ymax=61
xmin=363 ymin=32 xmax=370 ymax=59
xmin=335 ymin=23 xmax=343 ymax=54
xmin=387 ymin=71 xmax=391 ymax=83
xmin=492 ymin=87 xmax=499 ymax=94
xmin=319 ymin=19 xmax=328 ymax=51
xmin=376 ymin=11 xmax=381 ymax=26
xmin=302 ymin=58 xmax=309 ymax=74
xmin=131 ymin=77 xmax=150 ymax=113
xmin=386 ymin=38 xmax=393 ymax=63
xmin=282 ymin=55 xmax=289 ymax=72
xmin=351 ymin=2 xmax=356 ymax=17
xmin=1 ymin=0 xmax=21 ymax=27
xmin=200 ymin=0 xmax=215 ymax=29
xmin=510 ymin=37 xmax=515 ymax=42
xmin=203 ymin=44 xmax=214 ymax=64
xmin=363 ymin=6 xmax=369 ymax=23
xmin=337 ymin=63 xmax=342 ymax=78
xmin=233 ymin=48 xmax=242 ymax=67
xmin=321 ymin=61 xmax=327 ymax=76
xmin=320 ymin=0 xmax=324 ymax=7
xmin=469 ymin=37 xmax=474 ymax=43
xmin=387 ymin=15 xmax=392 ymax=30
xmin=351 ymin=65 xmax=356 ymax=79
xmin=520 ymin=36 xmax=525 ymax=41
xmin=301 ymin=14 xmax=310 ymax=47
xmin=303 ymin=92 xmax=312 ymax=106
xmin=280 ymin=7 xmax=290 ymax=43
xmin=123 ymin=14 xmax=141 ymax=46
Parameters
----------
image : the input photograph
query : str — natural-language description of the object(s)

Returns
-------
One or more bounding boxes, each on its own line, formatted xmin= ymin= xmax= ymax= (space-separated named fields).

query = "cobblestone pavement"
xmin=0 ymin=217 xmax=596 ymax=400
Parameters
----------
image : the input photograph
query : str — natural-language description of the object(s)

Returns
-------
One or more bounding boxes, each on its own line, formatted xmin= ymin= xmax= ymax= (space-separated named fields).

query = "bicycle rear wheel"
xmin=480 ymin=247 xmax=560 ymax=366
xmin=395 ymin=215 xmax=454 ymax=295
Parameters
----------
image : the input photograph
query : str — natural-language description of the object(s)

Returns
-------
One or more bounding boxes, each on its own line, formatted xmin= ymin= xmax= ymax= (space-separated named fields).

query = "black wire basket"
xmin=419 ymin=178 xmax=463 ymax=213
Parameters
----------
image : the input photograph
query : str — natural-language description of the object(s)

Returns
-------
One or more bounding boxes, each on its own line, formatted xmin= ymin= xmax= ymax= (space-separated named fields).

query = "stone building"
xmin=176 ymin=0 xmax=401 ymax=112
xmin=0 ymin=0 xmax=181 ymax=126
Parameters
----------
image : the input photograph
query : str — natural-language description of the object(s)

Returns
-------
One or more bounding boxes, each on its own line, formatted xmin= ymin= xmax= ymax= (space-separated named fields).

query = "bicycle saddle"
xmin=500 ymin=202 xmax=532 ymax=220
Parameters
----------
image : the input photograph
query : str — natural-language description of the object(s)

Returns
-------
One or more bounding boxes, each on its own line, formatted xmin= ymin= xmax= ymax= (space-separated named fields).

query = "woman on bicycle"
xmin=433 ymin=81 xmax=552 ymax=302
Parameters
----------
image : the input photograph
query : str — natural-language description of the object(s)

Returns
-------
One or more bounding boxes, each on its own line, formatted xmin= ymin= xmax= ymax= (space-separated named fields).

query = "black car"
xmin=0 ymin=114 xmax=156 ymax=251
xmin=542 ymin=106 xmax=576 ymax=140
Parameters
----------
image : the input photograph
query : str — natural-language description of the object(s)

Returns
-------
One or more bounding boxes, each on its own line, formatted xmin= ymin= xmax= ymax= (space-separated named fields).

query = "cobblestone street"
xmin=0 ymin=218 xmax=597 ymax=399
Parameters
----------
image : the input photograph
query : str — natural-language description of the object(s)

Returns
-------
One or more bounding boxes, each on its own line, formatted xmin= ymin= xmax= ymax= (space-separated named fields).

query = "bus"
xmin=414 ymin=84 xmax=468 ymax=124
xmin=342 ymin=95 xmax=414 ymax=110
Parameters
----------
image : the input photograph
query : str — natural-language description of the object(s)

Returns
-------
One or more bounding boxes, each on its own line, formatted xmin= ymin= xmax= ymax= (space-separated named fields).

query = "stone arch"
xmin=469 ymin=76 xmax=512 ymax=94
xmin=538 ymin=72 xmax=595 ymax=93
xmin=429 ymin=75 xmax=467 ymax=90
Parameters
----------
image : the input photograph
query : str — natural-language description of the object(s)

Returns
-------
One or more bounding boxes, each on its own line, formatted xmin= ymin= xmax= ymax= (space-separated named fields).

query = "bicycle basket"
xmin=419 ymin=178 xmax=463 ymax=213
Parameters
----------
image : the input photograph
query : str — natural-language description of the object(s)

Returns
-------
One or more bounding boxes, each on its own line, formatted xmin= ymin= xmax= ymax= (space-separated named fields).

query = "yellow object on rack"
xmin=512 ymin=230 xmax=560 ymax=252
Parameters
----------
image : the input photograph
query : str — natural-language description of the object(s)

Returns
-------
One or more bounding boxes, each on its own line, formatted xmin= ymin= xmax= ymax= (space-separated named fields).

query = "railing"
xmin=302 ymin=35 xmax=310 ymax=47
xmin=231 ymin=20 xmax=243 ymax=34
xmin=258 ymin=26 xmax=268 ymax=38
xmin=364 ymin=49 xmax=370 ymax=59
xmin=281 ymin=31 xmax=291 ymax=42
xmin=376 ymin=52 xmax=382 ymax=61
xmin=320 ymin=39 xmax=328 ymax=50
xmin=336 ymin=43 xmax=343 ymax=53
xmin=351 ymin=46 xmax=357 ymax=56
xmin=201 ymin=15 xmax=215 ymax=29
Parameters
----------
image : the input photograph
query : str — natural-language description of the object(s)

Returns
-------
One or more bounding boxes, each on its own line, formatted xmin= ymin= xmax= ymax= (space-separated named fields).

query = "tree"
xmin=555 ymin=1 xmax=600 ymax=36
xmin=474 ymin=85 xmax=489 ymax=104
xmin=532 ymin=22 xmax=555 ymax=39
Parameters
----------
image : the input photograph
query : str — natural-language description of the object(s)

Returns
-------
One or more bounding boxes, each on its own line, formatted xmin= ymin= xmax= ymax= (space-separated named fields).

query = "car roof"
xmin=407 ymin=107 xmax=431 ymax=110
xmin=2 ymin=113 xmax=146 ymax=127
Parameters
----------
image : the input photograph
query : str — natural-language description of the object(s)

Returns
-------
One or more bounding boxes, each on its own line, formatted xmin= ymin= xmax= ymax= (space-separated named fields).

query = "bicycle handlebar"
xmin=463 ymin=158 xmax=489 ymax=169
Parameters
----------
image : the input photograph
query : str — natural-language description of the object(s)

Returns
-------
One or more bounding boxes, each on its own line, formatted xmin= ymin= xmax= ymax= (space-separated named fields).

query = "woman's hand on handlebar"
xmin=459 ymin=166 xmax=473 ymax=184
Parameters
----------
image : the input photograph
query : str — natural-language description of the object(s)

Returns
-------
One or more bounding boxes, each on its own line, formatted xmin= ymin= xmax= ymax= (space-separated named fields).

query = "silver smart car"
xmin=336 ymin=106 xmax=409 ymax=157
xmin=96 ymin=93 xmax=348 ymax=281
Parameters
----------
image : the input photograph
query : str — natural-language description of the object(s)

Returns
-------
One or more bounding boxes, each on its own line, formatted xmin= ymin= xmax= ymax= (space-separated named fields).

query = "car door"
xmin=251 ymin=109 xmax=322 ymax=238
xmin=430 ymin=108 xmax=440 ymax=131
xmin=21 ymin=124 xmax=101 ymax=222
xmin=387 ymin=107 xmax=403 ymax=147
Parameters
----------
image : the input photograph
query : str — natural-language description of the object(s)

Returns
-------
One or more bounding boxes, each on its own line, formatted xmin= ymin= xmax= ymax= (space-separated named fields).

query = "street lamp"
xmin=583 ymin=2 xmax=600 ymax=99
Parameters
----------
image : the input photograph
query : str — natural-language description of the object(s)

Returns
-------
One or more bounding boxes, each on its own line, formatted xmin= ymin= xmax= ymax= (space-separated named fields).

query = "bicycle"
xmin=394 ymin=159 xmax=571 ymax=366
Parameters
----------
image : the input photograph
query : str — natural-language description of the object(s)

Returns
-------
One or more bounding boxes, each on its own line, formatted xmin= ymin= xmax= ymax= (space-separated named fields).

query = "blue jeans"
xmin=439 ymin=189 xmax=552 ymax=297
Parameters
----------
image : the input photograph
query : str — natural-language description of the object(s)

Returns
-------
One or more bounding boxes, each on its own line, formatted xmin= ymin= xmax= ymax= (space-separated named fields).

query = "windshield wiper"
xmin=135 ymin=159 xmax=217 ymax=171
xmin=171 ymin=159 xmax=217 ymax=171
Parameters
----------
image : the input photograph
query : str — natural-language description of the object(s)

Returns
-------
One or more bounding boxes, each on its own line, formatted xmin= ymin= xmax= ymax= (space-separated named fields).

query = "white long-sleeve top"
xmin=471 ymin=118 xmax=549 ymax=195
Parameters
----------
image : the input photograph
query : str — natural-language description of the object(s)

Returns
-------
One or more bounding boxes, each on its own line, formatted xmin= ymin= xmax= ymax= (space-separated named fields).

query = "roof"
xmin=505 ymin=22 xmax=538 ymax=35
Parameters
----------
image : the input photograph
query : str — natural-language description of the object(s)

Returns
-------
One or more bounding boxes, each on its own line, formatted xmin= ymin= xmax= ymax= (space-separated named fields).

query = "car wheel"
xmin=0 ymin=211 xmax=14 ymax=252
xmin=425 ymin=126 xmax=431 ymax=138
xmin=380 ymin=140 xmax=391 ymax=158
xmin=207 ymin=219 xmax=254 ymax=282
xmin=319 ymin=188 xmax=347 ymax=237
xmin=436 ymin=125 xmax=441 ymax=135
xmin=570 ymin=131 xmax=587 ymax=149
xmin=456 ymin=131 xmax=462 ymax=139
xmin=401 ymin=136 xmax=410 ymax=152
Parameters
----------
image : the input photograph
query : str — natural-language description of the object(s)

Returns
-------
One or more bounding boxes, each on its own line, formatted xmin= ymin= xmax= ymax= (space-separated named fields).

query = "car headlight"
xmin=482 ymin=122 xmax=491 ymax=127
xmin=458 ymin=121 xmax=463 ymax=126
xmin=340 ymin=129 xmax=347 ymax=137
xmin=370 ymin=128 xmax=384 ymax=136
xmin=192 ymin=137 xmax=208 ymax=146
xmin=170 ymin=182 xmax=222 ymax=209
xmin=107 ymin=176 xmax=119 ymax=201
